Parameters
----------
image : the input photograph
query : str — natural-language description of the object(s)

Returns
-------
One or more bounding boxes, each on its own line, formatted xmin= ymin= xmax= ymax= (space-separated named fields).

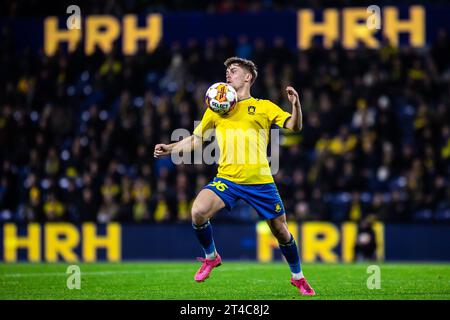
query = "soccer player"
xmin=154 ymin=57 xmax=315 ymax=296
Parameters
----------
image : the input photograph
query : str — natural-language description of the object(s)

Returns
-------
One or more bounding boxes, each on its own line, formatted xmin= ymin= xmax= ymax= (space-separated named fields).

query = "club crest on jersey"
xmin=248 ymin=106 xmax=256 ymax=115
xmin=275 ymin=203 xmax=282 ymax=213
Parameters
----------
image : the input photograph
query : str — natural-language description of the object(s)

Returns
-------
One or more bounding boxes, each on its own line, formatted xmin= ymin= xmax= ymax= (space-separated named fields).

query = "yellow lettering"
xmin=343 ymin=8 xmax=379 ymax=49
xmin=341 ymin=222 xmax=358 ymax=263
xmin=373 ymin=222 xmax=385 ymax=261
xmin=44 ymin=17 xmax=81 ymax=56
xmin=302 ymin=222 xmax=339 ymax=262
xmin=85 ymin=16 xmax=121 ymax=55
xmin=384 ymin=6 xmax=425 ymax=47
xmin=82 ymin=223 xmax=121 ymax=262
xmin=4 ymin=224 xmax=40 ymax=262
xmin=123 ymin=14 xmax=162 ymax=55
xmin=298 ymin=9 xmax=339 ymax=49
xmin=45 ymin=223 xmax=79 ymax=262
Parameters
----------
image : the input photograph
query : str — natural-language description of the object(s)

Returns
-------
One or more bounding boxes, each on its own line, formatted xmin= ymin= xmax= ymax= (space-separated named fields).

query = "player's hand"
xmin=286 ymin=86 xmax=300 ymax=106
xmin=154 ymin=144 xmax=171 ymax=158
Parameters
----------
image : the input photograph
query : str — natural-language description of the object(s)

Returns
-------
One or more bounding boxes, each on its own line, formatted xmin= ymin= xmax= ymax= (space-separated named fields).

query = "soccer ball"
xmin=205 ymin=82 xmax=238 ymax=115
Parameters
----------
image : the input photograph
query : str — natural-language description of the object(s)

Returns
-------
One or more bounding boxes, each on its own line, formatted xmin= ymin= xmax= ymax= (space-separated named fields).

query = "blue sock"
xmin=279 ymin=234 xmax=302 ymax=274
xmin=192 ymin=220 xmax=216 ymax=257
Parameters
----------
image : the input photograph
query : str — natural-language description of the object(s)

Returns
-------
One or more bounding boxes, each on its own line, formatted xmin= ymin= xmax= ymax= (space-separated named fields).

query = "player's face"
xmin=226 ymin=64 xmax=250 ymax=90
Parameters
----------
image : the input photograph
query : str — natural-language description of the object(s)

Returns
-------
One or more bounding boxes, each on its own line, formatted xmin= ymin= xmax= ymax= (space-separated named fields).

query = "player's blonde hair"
xmin=224 ymin=57 xmax=258 ymax=85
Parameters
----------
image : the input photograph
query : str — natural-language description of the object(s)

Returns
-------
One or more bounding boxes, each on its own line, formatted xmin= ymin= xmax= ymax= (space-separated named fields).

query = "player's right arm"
xmin=154 ymin=108 xmax=215 ymax=158
xmin=153 ymin=135 xmax=202 ymax=158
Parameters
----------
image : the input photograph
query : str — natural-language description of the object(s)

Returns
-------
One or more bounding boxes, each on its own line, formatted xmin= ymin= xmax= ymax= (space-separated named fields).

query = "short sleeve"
xmin=193 ymin=108 xmax=215 ymax=140
xmin=265 ymin=100 xmax=292 ymax=128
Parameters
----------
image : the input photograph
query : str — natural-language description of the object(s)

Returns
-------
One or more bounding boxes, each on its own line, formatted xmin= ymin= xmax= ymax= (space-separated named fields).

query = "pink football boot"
xmin=291 ymin=277 xmax=316 ymax=296
xmin=194 ymin=254 xmax=222 ymax=282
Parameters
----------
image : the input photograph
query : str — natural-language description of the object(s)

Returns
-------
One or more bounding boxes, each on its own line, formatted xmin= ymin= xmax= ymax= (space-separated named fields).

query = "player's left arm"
xmin=283 ymin=86 xmax=303 ymax=132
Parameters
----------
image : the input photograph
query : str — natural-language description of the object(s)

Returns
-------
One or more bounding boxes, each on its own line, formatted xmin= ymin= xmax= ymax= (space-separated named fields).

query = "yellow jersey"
xmin=193 ymin=97 xmax=291 ymax=184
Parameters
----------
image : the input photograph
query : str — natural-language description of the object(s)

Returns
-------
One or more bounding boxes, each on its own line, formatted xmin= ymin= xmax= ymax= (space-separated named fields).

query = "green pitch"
xmin=1 ymin=262 xmax=449 ymax=300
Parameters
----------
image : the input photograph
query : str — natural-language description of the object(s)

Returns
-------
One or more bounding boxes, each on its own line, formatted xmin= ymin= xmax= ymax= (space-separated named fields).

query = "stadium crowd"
xmin=1 ymin=12 xmax=450 ymax=224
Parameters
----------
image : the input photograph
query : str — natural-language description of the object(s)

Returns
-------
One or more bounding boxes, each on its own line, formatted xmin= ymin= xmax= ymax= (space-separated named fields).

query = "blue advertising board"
xmin=1 ymin=222 xmax=450 ymax=262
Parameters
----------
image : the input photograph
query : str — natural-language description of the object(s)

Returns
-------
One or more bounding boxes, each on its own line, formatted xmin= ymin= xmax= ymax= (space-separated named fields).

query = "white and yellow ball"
xmin=205 ymin=82 xmax=237 ymax=115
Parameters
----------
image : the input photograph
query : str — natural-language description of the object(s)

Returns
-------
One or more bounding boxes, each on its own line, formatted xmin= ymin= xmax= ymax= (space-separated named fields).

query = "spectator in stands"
xmin=354 ymin=216 xmax=377 ymax=261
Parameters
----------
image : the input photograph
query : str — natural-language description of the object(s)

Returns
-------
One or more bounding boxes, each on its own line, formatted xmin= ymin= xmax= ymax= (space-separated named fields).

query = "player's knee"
xmin=191 ymin=205 xmax=209 ymax=224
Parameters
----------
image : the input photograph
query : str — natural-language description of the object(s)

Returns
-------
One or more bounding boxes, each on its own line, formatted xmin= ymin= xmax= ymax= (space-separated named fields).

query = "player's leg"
xmin=191 ymin=188 xmax=226 ymax=282
xmin=266 ymin=214 xmax=315 ymax=295
xmin=237 ymin=182 xmax=305 ymax=278
xmin=191 ymin=188 xmax=225 ymax=259
xmin=266 ymin=214 xmax=301 ymax=274
xmin=236 ymin=182 xmax=307 ymax=281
